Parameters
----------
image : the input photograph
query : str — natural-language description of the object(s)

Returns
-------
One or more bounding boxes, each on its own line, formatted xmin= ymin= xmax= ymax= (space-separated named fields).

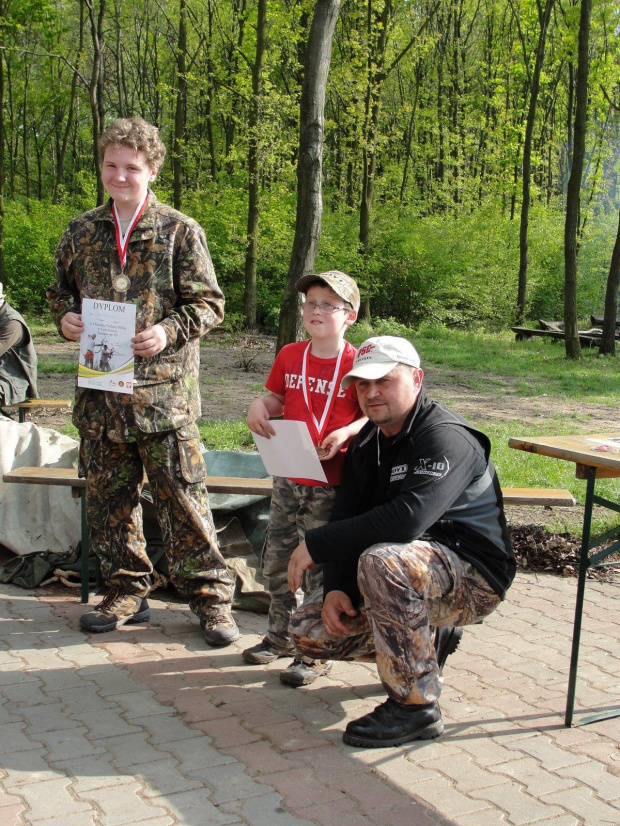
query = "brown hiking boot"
xmin=279 ymin=658 xmax=333 ymax=687
xmin=202 ymin=611 xmax=239 ymax=647
xmin=79 ymin=592 xmax=150 ymax=633
xmin=242 ymin=638 xmax=293 ymax=664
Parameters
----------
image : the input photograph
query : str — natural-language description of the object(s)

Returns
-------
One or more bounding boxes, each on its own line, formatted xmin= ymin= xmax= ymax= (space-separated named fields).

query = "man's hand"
xmin=287 ymin=541 xmax=316 ymax=592
xmin=60 ymin=312 xmax=84 ymax=341
xmin=131 ymin=324 xmax=167 ymax=358
xmin=322 ymin=590 xmax=357 ymax=636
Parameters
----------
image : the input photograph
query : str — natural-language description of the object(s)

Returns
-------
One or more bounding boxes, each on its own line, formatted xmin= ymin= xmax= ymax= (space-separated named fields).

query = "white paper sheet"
xmin=252 ymin=420 xmax=328 ymax=482
xmin=78 ymin=298 xmax=136 ymax=394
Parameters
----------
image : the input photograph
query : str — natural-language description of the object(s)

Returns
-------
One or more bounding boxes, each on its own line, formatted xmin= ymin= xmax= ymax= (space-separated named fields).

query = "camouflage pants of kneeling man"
xmin=290 ymin=540 xmax=501 ymax=705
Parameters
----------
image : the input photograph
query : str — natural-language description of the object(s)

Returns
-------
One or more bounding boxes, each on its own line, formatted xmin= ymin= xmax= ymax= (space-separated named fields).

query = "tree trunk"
xmin=564 ymin=0 xmax=591 ymax=360
xmin=599 ymin=207 xmax=620 ymax=356
xmin=173 ymin=0 xmax=187 ymax=210
xmin=0 ymin=1 xmax=5 ymax=286
xmin=358 ymin=0 xmax=392 ymax=324
xmin=515 ymin=0 xmax=555 ymax=325
xmin=85 ymin=0 xmax=106 ymax=205
xmin=243 ymin=0 xmax=267 ymax=331
xmin=277 ymin=0 xmax=341 ymax=351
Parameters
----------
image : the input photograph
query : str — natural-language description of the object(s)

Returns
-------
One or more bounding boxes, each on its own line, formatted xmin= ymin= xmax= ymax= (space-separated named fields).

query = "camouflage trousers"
xmin=80 ymin=429 xmax=234 ymax=621
xmin=291 ymin=540 xmax=500 ymax=704
xmin=261 ymin=476 xmax=337 ymax=651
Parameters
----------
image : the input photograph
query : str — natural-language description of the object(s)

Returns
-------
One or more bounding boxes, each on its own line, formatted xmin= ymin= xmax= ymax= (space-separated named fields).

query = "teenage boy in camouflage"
xmin=243 ymin=270 xmax=366 ymax=687
xmin=47 ymin=117 xmax=238 ymax=647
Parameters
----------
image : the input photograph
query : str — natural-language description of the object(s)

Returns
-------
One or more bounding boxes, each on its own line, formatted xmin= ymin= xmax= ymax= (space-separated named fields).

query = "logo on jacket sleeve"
xmin=412 ymin=457 xmax=450 ymax=478
xmin=390 ymin=464 xmax=408 ymax=483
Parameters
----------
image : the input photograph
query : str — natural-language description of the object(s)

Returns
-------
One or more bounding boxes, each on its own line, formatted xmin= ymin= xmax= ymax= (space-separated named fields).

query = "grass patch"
xmin=348 ymin=325 xmax=620 ymax=403
xmin=23 ymin=314 xmax=61 ymax=339
xmin=38 ymin=357 xmax=77 ymax=374
xmin=198 ymin=419 xmax=256 ymax=451
xmin=59 ymin=422 xmax=79 ymax=439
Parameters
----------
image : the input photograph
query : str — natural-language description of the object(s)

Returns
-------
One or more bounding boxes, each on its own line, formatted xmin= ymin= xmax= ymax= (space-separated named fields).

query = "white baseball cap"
xmin=341 ymin=336 xmax=421 ymax=388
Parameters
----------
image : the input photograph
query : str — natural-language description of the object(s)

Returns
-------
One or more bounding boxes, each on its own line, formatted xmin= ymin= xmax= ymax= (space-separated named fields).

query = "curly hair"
xmin=98 ymin=117 xmax=166 ymax=172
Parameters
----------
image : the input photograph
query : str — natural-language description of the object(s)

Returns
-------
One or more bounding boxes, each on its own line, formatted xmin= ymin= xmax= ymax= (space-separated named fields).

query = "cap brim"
xmin=295 ymin=274 xmax=326 ymax=293
xmin=341 ymin=361 xmax=400 ymax=389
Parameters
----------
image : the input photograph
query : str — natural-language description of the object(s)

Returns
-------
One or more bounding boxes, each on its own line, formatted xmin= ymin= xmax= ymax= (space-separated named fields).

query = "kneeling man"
xmin=287 ymin=336 xmax=514 ymax=748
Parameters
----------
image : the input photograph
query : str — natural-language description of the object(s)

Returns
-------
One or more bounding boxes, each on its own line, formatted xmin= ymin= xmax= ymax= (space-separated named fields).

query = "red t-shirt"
xmin=265 ymin=340 xmax=362 ymax=486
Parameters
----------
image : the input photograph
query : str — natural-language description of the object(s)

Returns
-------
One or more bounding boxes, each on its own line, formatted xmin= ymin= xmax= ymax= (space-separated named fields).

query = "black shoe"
xmin=343 ymin=699 xmax=443 ymax=748
xmin=80 ymin=593 xmax=150 ymax=633
xmin=202 ymin=614 xmax=239 ymax=647
xmin=434 ymin=626 xmax=463 ymax=674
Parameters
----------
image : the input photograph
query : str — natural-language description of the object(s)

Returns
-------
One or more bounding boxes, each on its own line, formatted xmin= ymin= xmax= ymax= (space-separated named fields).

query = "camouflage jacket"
xmin=0 ymin=301 xmax=38 ymax=405
xmin=47 ymin=192 xmax=225 ymax=438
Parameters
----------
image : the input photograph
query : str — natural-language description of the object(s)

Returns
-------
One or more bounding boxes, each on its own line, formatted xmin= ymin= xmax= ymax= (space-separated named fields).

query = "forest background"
xmin=1 ymin=0 xmax=620 ymax=343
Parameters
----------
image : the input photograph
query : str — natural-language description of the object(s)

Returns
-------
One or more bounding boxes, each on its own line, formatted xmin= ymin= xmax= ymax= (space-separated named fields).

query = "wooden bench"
xmin=8 ymin=399 xmax=72 ymax=423
xmin=511 ymin=326 xmax=604 ymax=347
xmin=3 ymin=466 xmax=273 ymax=603
xmin=501 ymin=487 xmax=576 ymax=507
xmin=3 ymin=467 xmax=575 ymax=603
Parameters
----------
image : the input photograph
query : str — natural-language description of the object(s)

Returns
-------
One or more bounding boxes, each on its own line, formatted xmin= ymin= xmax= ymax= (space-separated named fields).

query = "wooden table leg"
xmin=80 ymin=490 xmax=91 ymax=603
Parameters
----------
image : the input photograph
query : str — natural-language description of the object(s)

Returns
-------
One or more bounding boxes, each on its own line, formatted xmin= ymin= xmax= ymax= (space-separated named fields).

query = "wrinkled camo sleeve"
xmin=157 ymin=221 xmax=225 ymax=347
xmin=47 ymin=227 xmax=81 ymax=338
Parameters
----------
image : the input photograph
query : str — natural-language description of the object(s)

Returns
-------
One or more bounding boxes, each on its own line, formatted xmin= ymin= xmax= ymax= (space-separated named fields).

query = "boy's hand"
xmin=287 ymin=541 xmax=316 ymax=592
xmin=322 ymin=590 xmax=357 ymax=637
xmin=61 ymin=312 xmax=84 ymax=341
xmin=132 ymin=324 xmax=167 ymax=358
xmin=319 ymin=426 xmax=348 ymax=461
xmin=247 ymin=399 xmax=276 ymax=438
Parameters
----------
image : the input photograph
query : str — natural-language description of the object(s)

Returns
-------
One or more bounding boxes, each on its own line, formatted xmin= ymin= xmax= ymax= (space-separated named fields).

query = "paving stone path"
xmin=0 ymin=572 xmax=619 ymax=825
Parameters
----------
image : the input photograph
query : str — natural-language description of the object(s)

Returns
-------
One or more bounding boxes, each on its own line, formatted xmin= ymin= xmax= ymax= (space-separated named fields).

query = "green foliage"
xmin=3 ymin=200 xmax=77 ymax=312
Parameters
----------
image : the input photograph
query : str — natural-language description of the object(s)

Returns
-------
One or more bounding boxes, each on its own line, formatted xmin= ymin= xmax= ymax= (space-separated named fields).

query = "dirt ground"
xmin=6 ymin=330 xmax=620 ymax=572
xmin=28 ymin=330 xmax=620 ymax=432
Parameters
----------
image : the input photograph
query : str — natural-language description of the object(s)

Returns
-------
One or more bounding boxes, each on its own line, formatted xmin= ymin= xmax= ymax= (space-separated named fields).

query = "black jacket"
xmin=305 ymin=388 xmax=514 ymax=604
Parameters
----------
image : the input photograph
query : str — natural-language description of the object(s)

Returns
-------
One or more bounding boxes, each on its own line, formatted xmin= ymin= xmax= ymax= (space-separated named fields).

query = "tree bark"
xmin=173 ymin=0 xmax=187 ymax=210
xmin=564 ymin=0 xmax=591 ymax=360
xmin=515 ymin=0 xmax=555 ymax=325
xmin=599 ymin=207 xmax=620 ymax=356
xmin=277 ymin=0 xmax=341 ymax=351
xmin=243 ymin=0 xmax=267 ymax=331
xmin=85 ymin=0 xmax=106 ymax=205
xmin=0 ymin=0 xmax=5 ymax=285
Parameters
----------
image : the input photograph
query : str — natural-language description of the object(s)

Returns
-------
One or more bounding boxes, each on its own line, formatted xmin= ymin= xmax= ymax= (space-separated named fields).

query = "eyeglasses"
xmin=302 ymin=300 xmax=350 ymax=315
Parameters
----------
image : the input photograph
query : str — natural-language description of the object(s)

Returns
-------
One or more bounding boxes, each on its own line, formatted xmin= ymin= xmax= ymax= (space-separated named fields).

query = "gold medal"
xmin=113 ymin=274 xmax=130 ymax=291
xmin=316 ymin=446 xmax=329 ymax=459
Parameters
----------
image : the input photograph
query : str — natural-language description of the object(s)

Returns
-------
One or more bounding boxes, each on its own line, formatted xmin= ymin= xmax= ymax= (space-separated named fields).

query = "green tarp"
xmin=0 ymin=449 xmax=272 ymax=613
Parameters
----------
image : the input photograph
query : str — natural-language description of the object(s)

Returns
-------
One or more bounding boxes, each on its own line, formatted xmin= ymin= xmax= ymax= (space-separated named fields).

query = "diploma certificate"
xmin=78 ymin=298 xmax=136 ymax=394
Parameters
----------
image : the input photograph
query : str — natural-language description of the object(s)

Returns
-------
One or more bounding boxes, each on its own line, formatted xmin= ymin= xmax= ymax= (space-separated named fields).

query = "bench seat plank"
xmin=3 ymin=467 xmax=272 ymax=496
xmin=502 ymin=487 xmax=576 ymax=507
xmin=4 ymin=467 xmax=576 ymax=506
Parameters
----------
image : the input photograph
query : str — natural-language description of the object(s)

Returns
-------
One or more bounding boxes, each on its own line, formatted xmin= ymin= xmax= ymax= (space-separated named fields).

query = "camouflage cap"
xmin=295 ymin=270 xmax=360 ymax=312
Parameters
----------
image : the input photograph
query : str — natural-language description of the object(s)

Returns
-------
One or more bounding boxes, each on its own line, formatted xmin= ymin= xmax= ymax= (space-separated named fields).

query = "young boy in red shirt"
xmin=244 ymin=271 xmax=365 ymax=686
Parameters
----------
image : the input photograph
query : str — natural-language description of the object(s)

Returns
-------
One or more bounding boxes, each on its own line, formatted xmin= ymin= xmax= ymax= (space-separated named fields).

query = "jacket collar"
xmin=95 ymin=189 xmax=158 ymax=236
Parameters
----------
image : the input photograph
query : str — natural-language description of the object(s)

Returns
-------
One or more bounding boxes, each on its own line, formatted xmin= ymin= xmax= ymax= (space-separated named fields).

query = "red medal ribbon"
xmin=300 ymin=341 xmax=345 ymax=444
xmin=112 ymin=192 xmax=148 ymax=270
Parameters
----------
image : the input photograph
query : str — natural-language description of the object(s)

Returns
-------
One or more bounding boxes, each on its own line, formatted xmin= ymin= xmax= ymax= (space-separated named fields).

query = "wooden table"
xmin=509 ymin=434 xmax=620 ymax=727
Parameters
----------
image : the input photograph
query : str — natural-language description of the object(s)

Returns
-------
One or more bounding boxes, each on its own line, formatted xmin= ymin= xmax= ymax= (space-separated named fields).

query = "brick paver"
xmin=0 ymin=570 xmax=618 ymax=825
